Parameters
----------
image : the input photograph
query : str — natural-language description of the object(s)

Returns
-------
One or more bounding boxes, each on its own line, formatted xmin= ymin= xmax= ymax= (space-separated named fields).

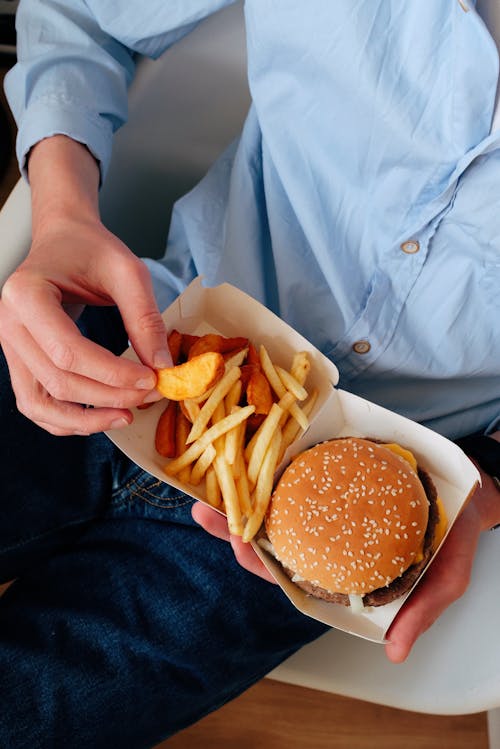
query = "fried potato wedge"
xmin=188 ymin=333 xmax=249 ymax=360
xmin=156 ymin=352 xmax=225 ymax=400
xmin=154 ymin=400 xmax=178 ymax=458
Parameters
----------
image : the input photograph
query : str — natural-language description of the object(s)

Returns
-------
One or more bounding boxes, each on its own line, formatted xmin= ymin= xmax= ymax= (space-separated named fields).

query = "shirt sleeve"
xmin=4 ymin=0 xmax=236 ymax=182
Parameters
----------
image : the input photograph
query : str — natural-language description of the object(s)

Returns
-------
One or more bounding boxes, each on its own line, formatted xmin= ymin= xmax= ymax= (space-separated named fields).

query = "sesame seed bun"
xmin=264 ymin=437 xmax=438 ymax=607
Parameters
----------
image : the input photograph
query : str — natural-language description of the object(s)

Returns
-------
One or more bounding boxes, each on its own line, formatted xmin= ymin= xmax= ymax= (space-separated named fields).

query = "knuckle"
xmin=41 ymin=371 xmax=68 ymax=401
xmin=136 ymin=309 xmax=166 ymax=337
xmin=46 ymin=339 xmax=76 ymax=371
xmin=0 ymin=271 xmax=24 ymax=306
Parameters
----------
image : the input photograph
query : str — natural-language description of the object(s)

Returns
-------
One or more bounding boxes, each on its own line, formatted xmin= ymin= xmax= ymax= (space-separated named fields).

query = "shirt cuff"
xmin=16 ymin=96 xmax=114 ymax=184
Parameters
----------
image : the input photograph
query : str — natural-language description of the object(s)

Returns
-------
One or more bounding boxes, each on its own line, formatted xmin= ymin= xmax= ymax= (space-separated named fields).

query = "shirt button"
xmin=401 ymin=240 xmax=420 ymax=254
xmin=352 ymin=340 xmax=371 ymax=355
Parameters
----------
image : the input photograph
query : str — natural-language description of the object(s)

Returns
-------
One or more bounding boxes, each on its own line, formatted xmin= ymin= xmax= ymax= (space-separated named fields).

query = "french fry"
xmin=235 ymin=450 xmax=252 ymax=516
xmin=205 ymin=465 xmax=222 ymax=508
xmin=181 ymin=399 xmax=201 ymax=424
xmin=154 ymin=400 xmax=177 ymax=458
xmin=156 ymin=352 xmax=225 ymax=400
xmin=279 ymin=388 xmax=318 ymax=462
xmin=214 ymin=454 xmax=243 ymax=535
xmin=190 ymin=444 xmax=217 ymax=486
xmin=223 ymin=348 xmax=248 ymax=371
xmin=224 ymin=379 xmax=242 ymax=412
xmin=245 ymin=402 xmax=284 ymax=487
xmin=274 ymin=365 xmax=308 ymax=401
xmin=290 ymin=351 xmax=311 ymax=386
xmin=164 ymin=405 xmax=255 ymax=476
xmin=186 ymin=366 xmax=241 ymax=444
xmin=211 ymin=400 xmax=226 ymax=455
xmin=243 ymin=427 xmax=282 ymax=542
xmin=224 ymin=407 xmax=244 ymax=466
xmin=259 ymin=345 xmax=309 ymax=431
xmin=276 ymin=391 xmax=297 ymax=427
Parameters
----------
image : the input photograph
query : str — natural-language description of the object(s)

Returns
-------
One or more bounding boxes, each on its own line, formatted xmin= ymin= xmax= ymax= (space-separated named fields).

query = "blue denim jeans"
xmin=0 ymin=306 xmax=328 ymax=749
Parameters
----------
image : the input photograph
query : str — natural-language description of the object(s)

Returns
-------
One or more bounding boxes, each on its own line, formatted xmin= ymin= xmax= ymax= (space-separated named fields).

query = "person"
xmin=0 ymin=0 xmax=499 ymax=746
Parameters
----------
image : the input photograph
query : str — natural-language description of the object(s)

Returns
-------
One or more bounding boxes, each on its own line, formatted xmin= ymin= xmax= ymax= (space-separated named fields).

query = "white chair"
xmin=1 ymin=3 xmax=499 ymax=743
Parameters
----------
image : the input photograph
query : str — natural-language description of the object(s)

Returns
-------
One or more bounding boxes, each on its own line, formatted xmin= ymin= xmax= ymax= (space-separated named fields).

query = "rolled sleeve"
xmin=15 ymin=95 xmax=115 ymax=182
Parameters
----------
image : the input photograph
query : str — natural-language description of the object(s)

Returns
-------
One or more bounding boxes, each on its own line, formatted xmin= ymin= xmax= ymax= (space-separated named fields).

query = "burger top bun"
xmin=265 ymin=437 xmax=429 ymax=597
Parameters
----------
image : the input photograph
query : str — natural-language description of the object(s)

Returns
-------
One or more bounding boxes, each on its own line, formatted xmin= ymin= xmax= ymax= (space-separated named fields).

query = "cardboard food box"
xmin=106 ymin=277 xmax=480 ymax=643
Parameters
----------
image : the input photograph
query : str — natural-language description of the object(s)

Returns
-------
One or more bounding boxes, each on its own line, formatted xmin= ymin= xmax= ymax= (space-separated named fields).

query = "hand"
xmin=0 ymin=136 xmax=171 ymax=436
xmin=191 ymin=502 xmax=278 ymax=584
xmin=193 ymin=433 xmax=500 ymax=663
xmin=0 ymin=217 xmax=169 ymax=435
xmin=385 ymin=431 xmax=500 ymax=663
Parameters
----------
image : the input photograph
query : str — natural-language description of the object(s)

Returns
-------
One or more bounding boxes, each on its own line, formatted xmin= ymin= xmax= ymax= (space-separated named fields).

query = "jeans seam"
xmin=112 ymin=474 xmax=193 ymax=511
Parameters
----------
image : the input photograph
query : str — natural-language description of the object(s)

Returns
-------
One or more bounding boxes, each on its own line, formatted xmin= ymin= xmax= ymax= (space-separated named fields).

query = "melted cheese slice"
xmin=382 ymin=442 xmax=448 ymax=561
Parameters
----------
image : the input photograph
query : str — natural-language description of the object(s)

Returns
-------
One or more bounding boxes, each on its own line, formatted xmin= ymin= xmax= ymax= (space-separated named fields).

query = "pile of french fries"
xmin=154 ymin=330 xmax=318 ymax=542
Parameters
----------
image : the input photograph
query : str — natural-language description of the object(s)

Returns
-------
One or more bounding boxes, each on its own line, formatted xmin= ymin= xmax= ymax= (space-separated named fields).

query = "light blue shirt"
xmin=5 ymin=0 xmax=500 ymax=439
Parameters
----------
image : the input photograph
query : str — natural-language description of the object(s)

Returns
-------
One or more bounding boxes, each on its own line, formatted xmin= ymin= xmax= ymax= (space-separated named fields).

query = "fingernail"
xmin=153 ymin=349 xmax=172 ymax=369
xmin=109 ymin=417 xmax=130 ymax=430
xmin=135 ymin=375 xmax=157 ymax=390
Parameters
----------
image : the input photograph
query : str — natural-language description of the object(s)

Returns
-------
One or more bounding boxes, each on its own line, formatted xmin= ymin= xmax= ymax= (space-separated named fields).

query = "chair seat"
xmin=269 ymin=529 xmax=500 ymax=715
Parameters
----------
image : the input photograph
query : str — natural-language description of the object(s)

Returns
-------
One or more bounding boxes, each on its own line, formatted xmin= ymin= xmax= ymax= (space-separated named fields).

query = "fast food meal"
xmin=153 ymin=333 xmax=448 ymax=612
xmin=260 ymin=437 xmax=448 ymax=610
xmin=154 ymin=330 xmax=317 ymax=538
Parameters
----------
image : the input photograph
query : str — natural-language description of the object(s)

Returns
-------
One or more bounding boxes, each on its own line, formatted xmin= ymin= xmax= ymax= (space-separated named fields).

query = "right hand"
xmin=0 ymin=215 xmax=170 ymax=436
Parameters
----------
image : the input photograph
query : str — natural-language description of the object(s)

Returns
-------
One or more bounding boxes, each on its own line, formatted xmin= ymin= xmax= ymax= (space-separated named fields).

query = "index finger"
xmin=17 ymin=287 xmax=157 ymax=390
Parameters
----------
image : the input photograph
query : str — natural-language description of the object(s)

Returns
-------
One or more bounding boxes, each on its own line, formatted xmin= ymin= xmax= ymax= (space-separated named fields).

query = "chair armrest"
xmin=0 ymin=177 xmax=31 ymax=288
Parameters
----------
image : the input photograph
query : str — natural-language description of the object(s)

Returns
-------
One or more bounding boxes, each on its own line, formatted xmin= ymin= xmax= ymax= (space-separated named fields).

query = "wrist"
xmin=28 ymin=135 xmax=101 ymax=233
xmin=456 ymin=432 xmax=500 ymax=531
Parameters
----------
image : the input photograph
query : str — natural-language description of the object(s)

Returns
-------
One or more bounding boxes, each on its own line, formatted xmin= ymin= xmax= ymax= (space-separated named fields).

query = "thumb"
xmin=110 ymin=256 xmax=173 ymax=370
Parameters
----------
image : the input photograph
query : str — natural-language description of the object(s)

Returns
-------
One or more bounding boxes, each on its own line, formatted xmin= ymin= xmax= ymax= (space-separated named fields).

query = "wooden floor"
xmin=0 ymin=60 xmax=491 ymax=749
xmin=157 ymin=678 xmax=488 ymax=749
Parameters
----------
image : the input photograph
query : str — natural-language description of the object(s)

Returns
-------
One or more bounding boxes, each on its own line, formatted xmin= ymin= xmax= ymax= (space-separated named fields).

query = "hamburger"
xmin=262 ymin=437 xmax=445 ymax=609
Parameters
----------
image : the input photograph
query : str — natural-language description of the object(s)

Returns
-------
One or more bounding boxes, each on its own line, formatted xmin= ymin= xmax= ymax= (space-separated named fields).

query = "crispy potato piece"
xmin=239 ymin=363 xmax=259 ymax=391
xmin=156 ymin=352 xmax=225 ymax=400
xmin=188 ymin=333 xmax=249 ymax=360
xmin=167 ymin=329 xmax=183 ymax=366
xmin=246 ymin=341 xmax=261 ymax=368
xmin=180 ymin=333 xmax=200 ymax=360
xmin=154 ymin=400 xmax=177 ymax=458
xmin=246 ymin=369 xmax=273 ymax=415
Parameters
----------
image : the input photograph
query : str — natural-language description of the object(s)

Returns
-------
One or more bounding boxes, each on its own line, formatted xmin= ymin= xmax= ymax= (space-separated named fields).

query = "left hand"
xmin=385 ymin=431 xmax=500 ymax=662
xmin=192 ymin=432 xmax=500 ymax=661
